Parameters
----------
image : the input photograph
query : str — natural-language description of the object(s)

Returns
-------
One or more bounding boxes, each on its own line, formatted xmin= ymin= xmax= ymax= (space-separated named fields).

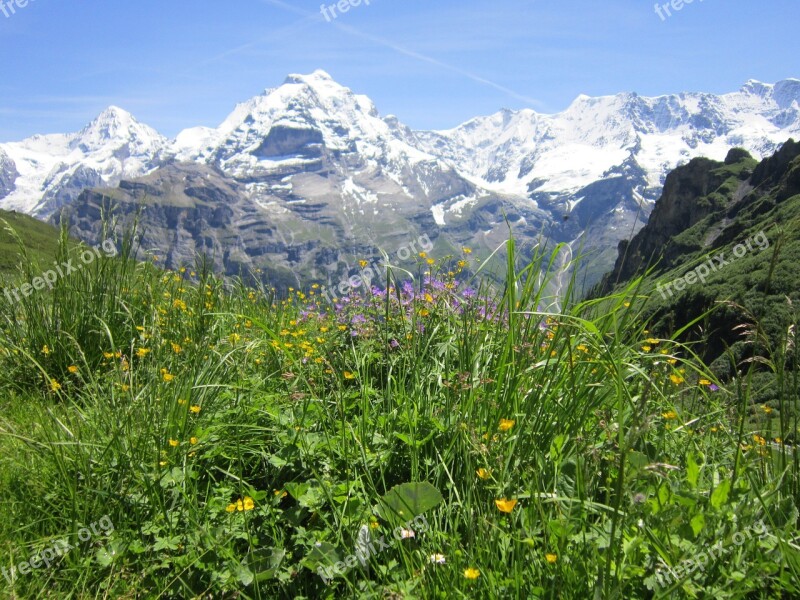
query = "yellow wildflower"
xmin=464 ymin=567 xmax=480 ymax=579
xmin=476 ymin=468 xmax=491 ymax=480
xmin=545 ymin=553 xmax=558 ymax=564
xmin=495 ymin=498 xmax=518 ymax=513
xmin=498 ymin=419 xmax=515 ymax=432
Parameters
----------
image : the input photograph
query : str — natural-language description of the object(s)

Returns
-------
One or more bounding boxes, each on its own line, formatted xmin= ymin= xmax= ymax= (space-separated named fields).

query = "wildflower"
xmin=50 ymin=380 xmax=62 ymax=392
xmin=464 ymin=567 xmax=480 ymax=579
xmin=545 ymin=553 xmax=558 ymax=564
xmin=171 ymin=342 xmax=182 ymax=354
xmin=761 ymin=405 xmax=773 ymax=415
xmin=67 ymin=365 xmax=79 ymax=374
xmin=243 ymin=496 xmax=255 ymax=511
xmin=427 ymin=258 xmax=435 ymax=265
xmin=753 ymin=435 xmax=767 ymax=446
xmin=708 ymin=384 xmax=720 ymax=392
xmin=498 ymin=418 xmax=515 ymax=432
xmin=343 ymin=371 xmax=356 ymax=380
xmin=667 ymin=358 xmax=677 ymax=365
xmin=190 ymin=437 xmax=198 ymax=445
xmin=274 ymin=490 xmax=288 ymax=498
xmin=169 ymin=439 xmax=179 ymax=447
xmin=226 ymin=504 xmax=236 ymax=513
xmin=577 ymin=344 xmax=589 ymax=353
xmin=424 ymin=293 xmax=434 ymax=303
xmin=359 ymin=260 xmax=369 ymax=268
xmin=159 ymin=460 xmax=168 ymax=467
xmin=177 ymin=398 xmax=187 ymax=405
xmin=669 ymin=374 xmax=684 ymax=385
xmin=495 ymin=498 xmax=518 ymax=513
xmin=647 ymin=338 xmax=660 ymax=345
xmin=462 ymin=247 xmax=472 ymax=254
xmin=161 ymin=369 xmax=174 ymax=382
xmin=775 ymin=437 xmax=782 ymax=444
xmin=41 ymin=345 xmax=50 ymax=356
xmin=419 ymin=252 xmax=427 ymax=259
xmin=641 ymin=345 xmax=652 ymax=353
xmin=429 ymin=554 xmax=446 ymax=564
xmin=662 ymin=411 xmax=678 ymax=420
xmin=370 ymin=521 xmax=380 ymax=530
xmin=189 ymin=405 xmax=201 ymax=414
xmin=229 ymin=333 xmax=241 ymax=344
xmin=476 ymin=468 xmax=491 ymax=480
xmin=136 ymin=348 xmax=151 ymax=358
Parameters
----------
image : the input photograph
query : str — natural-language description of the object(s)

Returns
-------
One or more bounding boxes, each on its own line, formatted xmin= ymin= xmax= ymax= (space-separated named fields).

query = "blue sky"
xmin=0 ymin=0 xmax=797 ymax=140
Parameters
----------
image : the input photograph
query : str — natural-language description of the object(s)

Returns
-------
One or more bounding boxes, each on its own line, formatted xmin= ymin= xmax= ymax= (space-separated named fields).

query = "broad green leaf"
xmin=710 ymin=479 xmax=731 ymax=509
xmin=690 ymin=513 xmax=705 ymax=536
xmin=379 ymin=482 xmax=443 ymax=524
xmin=686 ymin=452 xmax=700 ymax=489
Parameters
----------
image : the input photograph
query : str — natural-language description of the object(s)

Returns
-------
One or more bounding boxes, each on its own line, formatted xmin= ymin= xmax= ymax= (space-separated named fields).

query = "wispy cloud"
xmin=248 ymin=0 xmax=543 ymax=108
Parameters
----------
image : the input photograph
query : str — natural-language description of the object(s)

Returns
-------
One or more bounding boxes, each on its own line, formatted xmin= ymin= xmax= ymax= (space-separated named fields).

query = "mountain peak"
xmin=283 ymin=69 xmax=335 ymax=85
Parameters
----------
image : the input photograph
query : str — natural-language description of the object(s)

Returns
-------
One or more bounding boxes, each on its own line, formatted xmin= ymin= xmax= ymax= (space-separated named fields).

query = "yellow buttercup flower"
xmin=226 ymin=503 xmax=236 ymax=513
xmin=464 ymin=567 xmax=480 ymax=579
xmin=189 ymin=405 xmax=201 ymax=414
xmin=669 ymin=374 xmax=684 ymax=385
xmin=476 ymin=468 xmax=491 ymax=480
xmin=498 ymin=419 xmax=515 ymax=432
xmin=50 ymin=380 xmax=62 ymax=392
xmin=243 ymin=496 xmax=255 ymax=511
xmin=662 ymin=411 xmax=678 ymax=420
xmin=190 ymin=437 xmax=199 ymax=445
xmin=495 ymin=498 xmax=518 ymax=513
xmin=136 ymin=348 xmax=150 ymax=358
xmin=545 ymin=553 xmax=558 ymax=564
xmin=67 ymin=365 xmax=79 ymax=374
xmin=343 ymin=371 xmax=356 ymax=380
xmin=169 ymin=439 xmax=179 ymax=447
xmin=41 ymin=345 xmax=50 ymax=356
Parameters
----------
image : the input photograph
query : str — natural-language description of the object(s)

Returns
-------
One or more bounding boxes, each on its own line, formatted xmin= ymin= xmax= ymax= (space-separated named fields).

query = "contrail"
xmin=253 ymin=0 xmax=542 ymax=108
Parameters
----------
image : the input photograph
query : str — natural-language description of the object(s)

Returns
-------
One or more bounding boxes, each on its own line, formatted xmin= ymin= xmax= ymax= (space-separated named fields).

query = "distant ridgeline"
xmin=597 ymin=139 xmax=800 ymax=396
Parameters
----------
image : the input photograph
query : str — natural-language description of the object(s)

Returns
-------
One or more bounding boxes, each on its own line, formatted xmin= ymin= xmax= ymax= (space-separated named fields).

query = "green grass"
xmin=0 ymin=231 xmax=798 ymax=599
xmin=0 ymin=210 xmax=66 ymax=275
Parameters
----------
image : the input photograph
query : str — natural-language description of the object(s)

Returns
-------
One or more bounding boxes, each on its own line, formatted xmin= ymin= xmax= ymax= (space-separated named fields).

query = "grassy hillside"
xmin=0 ymin=209 xmax=64 ymax=275
xmin=598 ymin=141 xmax=800 ymax=420
xmin=0 ymin=233 xmax=797 ymax=598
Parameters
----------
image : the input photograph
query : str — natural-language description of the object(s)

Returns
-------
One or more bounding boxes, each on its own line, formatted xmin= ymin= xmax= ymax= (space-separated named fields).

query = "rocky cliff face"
xmin=0 ymin=149 xmax=17 ymax=199
xmin=599 ymin=138 xmax=800 ymax=292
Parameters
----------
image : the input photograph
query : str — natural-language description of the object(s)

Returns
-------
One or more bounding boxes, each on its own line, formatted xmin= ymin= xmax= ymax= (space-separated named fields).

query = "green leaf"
xmin=710 ymin=479 xmax=731 ymax=509
xmin=378 ymin=482 xmax=443 ymax=524
xmin=686 ymin=452 xmax=700 ymax=489
xmin=690 ymin=513 xmax=705 ymax=536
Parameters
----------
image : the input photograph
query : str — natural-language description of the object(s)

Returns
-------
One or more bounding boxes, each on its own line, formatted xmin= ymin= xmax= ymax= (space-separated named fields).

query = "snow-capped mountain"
xmin=0 ymin=106 xmax=167 ymax=216
xmin=415 ymin=78 xmax=800 ymax=208
xmin=2 ymin=72 xmax=799 ymax=288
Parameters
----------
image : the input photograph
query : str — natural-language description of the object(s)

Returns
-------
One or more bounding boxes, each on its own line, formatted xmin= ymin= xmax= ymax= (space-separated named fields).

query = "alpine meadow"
xmin=1 ymin=1 xmax=799 ymax=598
